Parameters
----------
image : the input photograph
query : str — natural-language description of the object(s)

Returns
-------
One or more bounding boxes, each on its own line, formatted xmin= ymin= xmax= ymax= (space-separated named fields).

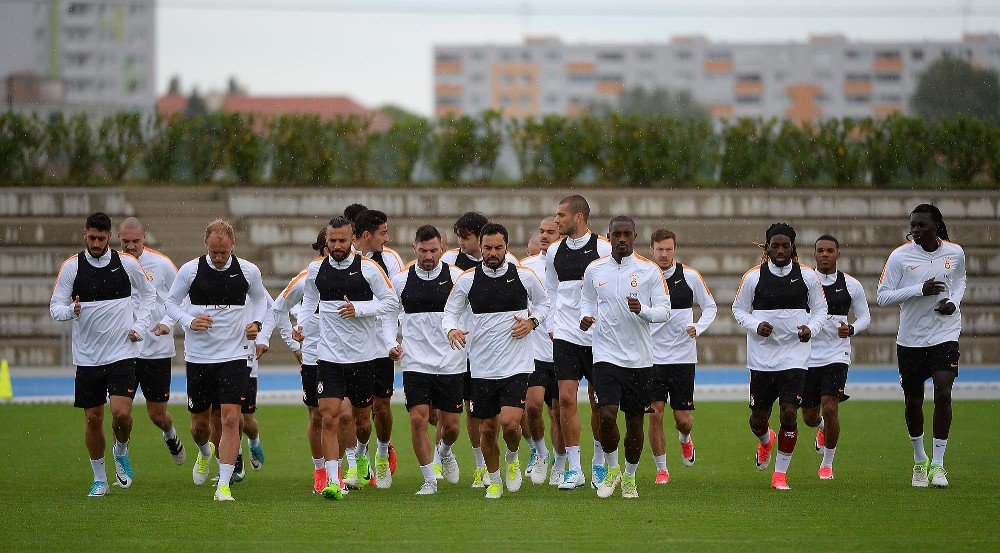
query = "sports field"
xmin=2 ymin=401 xmax=996 ymax=552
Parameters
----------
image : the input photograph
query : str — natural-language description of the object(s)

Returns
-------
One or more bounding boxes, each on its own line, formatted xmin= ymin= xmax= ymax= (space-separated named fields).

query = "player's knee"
xmin=599 ymin=408 xmax=617 ymax=428
xmin=409 ymin=409 xmax=429 ymax=427
xmin=802 ymin=410 xmax=821 ymax=427
xmin=85 ymin=410 xmax=103 ymax=428
xmin=558 ymin=390 xmax=576 ymax=410
xmin=779 ymin=410 xmax=797 ymax=429
xmin=441 ymin=418 xmax=460 ymax=440
xmin=525 ymin=401 xmax=543 ymax=420
xmin=933 ymin=389 xmax=952 ymax=408
xmin=110 ymin=406 xmax=131 ymax=424
xmin=821 ymin=402 xmax=839 ymax=421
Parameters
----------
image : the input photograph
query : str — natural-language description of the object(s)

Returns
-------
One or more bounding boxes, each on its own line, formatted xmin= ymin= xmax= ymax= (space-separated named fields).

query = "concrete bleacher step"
xmin=0 ymin=189 xmax=135 ymax=218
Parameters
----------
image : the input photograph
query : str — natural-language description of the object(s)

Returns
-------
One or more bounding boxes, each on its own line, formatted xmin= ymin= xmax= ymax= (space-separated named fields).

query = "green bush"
xmin=934 ymin=114 xmax=992 ymax=184
xmin=99 ymin=112 xmax=143 ymax=183
xmin=222 ymin=113 xmax=263 ymax=184
xmin=185 ymin=113 xmax=226 ymax=183
xmin=143 ymin=113 xmax=184 ymax=182
xmin=64 ymin=114 xmax=98 ymax=185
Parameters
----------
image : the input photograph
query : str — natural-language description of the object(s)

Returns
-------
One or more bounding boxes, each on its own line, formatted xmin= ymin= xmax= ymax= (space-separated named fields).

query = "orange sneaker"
xmin=771 ymin=471 xmax=790 ymax=490
xmin=654 ymin=470 xmax=670 ymax=484
xmin=815 ymin=429 xmax=825 ymax=453
xmin=680 ymin=439 xmax=696 ymax=467
xmin=818 ymin=466 xmax=834 ymax=480
xmin=756 ymin=429 xmax=776 ymax=471
xmin=388 ymin=441 xmax=398 ymax=475
xmin=313 ymin=468 xmax=328 ymax=494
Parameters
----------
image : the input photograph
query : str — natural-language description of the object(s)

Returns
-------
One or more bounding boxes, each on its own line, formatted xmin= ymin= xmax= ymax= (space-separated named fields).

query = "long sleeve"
xmin=299 ymin=262 xmax=321 ymax=333
xmin=442 ymin=273 xmax=473 ymax=334
xmin=689 ymin=269 xmax=717 ymax=336
xmin=949 ymin=249 xmax=967 ymax=307
xmin=803 ymin=268 xmax=828 ymax=337
xmin=732 ymin=269 xmax=761 ymax=333
xmin=521 ymin=267 xmax=550 ymax=325
xmin=124 ymin=255 xmax=156 ymax=337
xmin=637 ymin=268 xmax=671 ymax=324
xmin=545 ymin=247 xmax=559 ymax=309
xmin=165 ymin=262 xmax=197 ymax=329
xmin=352 ymin=261 xmax=399 ymax=319
xmin=273 ymin=282 xmax=303 ymax=351
xmin=580 ymin=263 xmax=598 ymax=321
xmin=157 ymin=258 xmax=179 ymax=327
xmin=877 ymin=253 xmax=923 ymax=307
xmin=244 ymin=263 xmax=270 ymax=330
xmin=256 ymin=294 xmax=276 ymax=347
xmin=848 ymin=277 xmax=871 ymax=335
xmin=50 ymin=257 xmax=78 ymax=321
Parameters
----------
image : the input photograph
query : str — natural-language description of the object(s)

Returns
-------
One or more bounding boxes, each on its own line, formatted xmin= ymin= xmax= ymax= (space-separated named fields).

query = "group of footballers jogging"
xmin=50 ymin=194 xmax=966 ymax=500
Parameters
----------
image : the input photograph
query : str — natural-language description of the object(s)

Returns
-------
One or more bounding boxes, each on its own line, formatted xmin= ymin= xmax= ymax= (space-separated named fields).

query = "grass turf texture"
xmin=1 ymin=401 xmax=997 ymax=552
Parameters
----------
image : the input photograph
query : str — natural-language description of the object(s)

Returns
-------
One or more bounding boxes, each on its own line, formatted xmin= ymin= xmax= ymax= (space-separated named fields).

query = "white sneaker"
xmin=485 ymin=481 xmax=503 ymax=499
xmin=557 ymin=469 xmax=586 ymax=490
xmin=505 ymin=459 xmax=523 ymax=492
xmin=441 ymin=451 xmax=460 ymax=485
xmin=596 ymin=467 xmax=621 ymax=499
xmin=192 ymin=443 xmax=214 ymax=486
xmin=930 ymin=465 xmax=949 ymax=488
xmin=87 ymin=481 xmax=109 ymax=497
xmin=549 ymin=463 xmax=564 ymax=485
xmin=416 ymin=481 xmax=437 ymax=495
xmin=528 ymin=455 xmax=548 ymax=484
xmin=912 ymin=461 xmax=930 ymax=488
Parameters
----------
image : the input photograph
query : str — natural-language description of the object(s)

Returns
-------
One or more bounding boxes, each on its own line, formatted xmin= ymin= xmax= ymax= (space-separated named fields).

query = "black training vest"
xmin=368 ymin=250 xmax=389 ymax=275
xmin=751 ymin=263 xmax=809 ymax=311
xmin=452 ymin=250 xmax=479 ymax=271
xmin=665 ymin=262 xmax=694 ymax=310
xmin=468 ymin=263 xmax=528 ymax=314
xmin=400 ymin=263 xmax=454 ymax=314
xmin=188 ymin=256 xmax=249 ymax=306
xmin=553 ymin=233 xmax=600 ymax=282
xmin=71 ymin=250 xmax=132 ymax=302
xmin=822 ymin=271 xmax=852 ymax=316
xmin=316 ymin=255 xmax=374 ymax=302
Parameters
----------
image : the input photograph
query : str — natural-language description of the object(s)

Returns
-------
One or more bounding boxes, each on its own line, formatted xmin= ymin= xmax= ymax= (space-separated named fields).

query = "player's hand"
xmin=580 ymin=316 xmax=596 ymax=331
xmin=685 ymin=325 xmax=698 ymax=338
xmin=626 ymin=296 xmax=642 ymax=314
xmin=797 ymin=325 xmax=812 ymax=342
xmin=837 ymin=321 xmax=852 ymax=338
xmin=511 ymin=315 xmax=534 ymax=339
xmin=389 ymin=346 xmax=402 ymax=361
xmin=127 ymin=329 xmax=140 ymax=342
xmin=190 ymin=314 xmax=213 ymax=331
xmin=151 ymin=323 xmax=170 ymax=336
xmin=935 ymin=299 xmax=957 ymax=316
xmin=294 ymin=349 xmax=303 ymax=365
xmin=922 ymin=279 xmax=946 ymax=296
xmin=448 ymin=329 xmax=468 ymax=350
xmin=338 ymin=296 xmax=356 ymax=318
xmin=245 ymin=321 xmax=260 ymax=340
xmin=73 ymin=295 xmax=82 ymax=316
xmin=756 ymin=322 xmax=773 ymax=337
xmin=255 ymin=343 xmax=269 ymax=360
xmin=292 ymin=325 xmax=304 ymax=343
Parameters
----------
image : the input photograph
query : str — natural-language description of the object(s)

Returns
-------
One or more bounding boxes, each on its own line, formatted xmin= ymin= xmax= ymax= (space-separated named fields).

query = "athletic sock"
xmin=910 ymin=434 xmax=928 ymax=463
xmin=505 ymin=447 xmax=519 ymax=463
xmin=345 ymin=448 xmax=357 ymax=469
xmin=653 ymin=454 xmax=667 ymax=471
xmin=218 ymin=463 xmax=235 ymax=486
xmin=324 ymin=459 xmax=341 ymax=486
xmin=775 ymin=426 xmax=797 ymax=473
xmin=419 ymin=463 xmax=436 ymax=483
xmin=553 ymin=453 xmax=567 ymax=473
xmin=112 ymin=440 xmax=128 ymax=457
xmin=163 ymin=426 xmax=178 ymax=441
xmin=535 ymin=439 xmax=549 ymax=461
xmin=821 ymin=447 xmax=836 ymax=468
xmin=605 ymin=448 xmax=619 ymax=468
xmin=197 ymin=442 xmax=212 ymax=457
xmin=757 ymin=429 xmax=773 ymax=445
xmin=472 ymin=447 xmax=486 ymax=469
xmin=678 ymin=431 xmax=691 ymax=444
xmin=248 ymin=435 xmax=261 ymax=448
xmin=932 ymin=438 xmax=948 ymax=466
xmin=489 ymin=470 xmax=501 ymax=485
xmin=624 ymin=462 xmax=638 ymax=477
xmin=432 ymin=445 xmax=442 ymax=464
xmin=312 ymin=457 xmax=325 ymax=470
xmin=437 ymin=441 xmax=452 ymax=458
xmin=355 ymin=439 xmax=369 ymax=458
xmin=592 ymin=439 xmax=605 ymax=467
xmin=376 ymin=440 xmax=390 ymax=458
xmin=567 ymin=445 xmax=582 ymax=472
xmin=818 ymin=418 xmax=826 ymax=432
xmin=90 ymin=458 xmax=107 ymax=482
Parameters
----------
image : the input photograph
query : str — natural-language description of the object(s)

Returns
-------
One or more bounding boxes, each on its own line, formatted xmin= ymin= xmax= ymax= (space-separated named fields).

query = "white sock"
xmin=355 ymin=439 xmax=368 ymax=457
xmin=438 ymin=442 xmax=452 ymax=458
xmin=624 ymin=462 xmax=638 ymax=477
xmin=605 ymin=448 xmax=619 ymax=468
xmin=345 ymin=448 xmax=357 ymax=469
xmin=198 ymin=442 xmax=212 ymax=457
xmin=592 ymin=439 xmax=605 ymax=467
xmin=505 ymin=447 xmax=519 ymax=463
xmin=248 ymin=435 xmax=261 ymax=448
xmin=911 ymin=434 xmax=928 ymax=463
xmin=324 ymin=459 xmax=341 ymax=486
xmin=524 ymin=436 xmax=537 ymax=452
xmin=821 ymin=447 xmax=836 ymax=468
xmin=818 ymin=418 xmax=826 ymax=432
xmin=312 ymin=457 xmax=325 ymax=470
xmin=653 ymin=454 xmax=667 ymax=471
xmin=163 ymin=426 xmax=178 ymax=440
xmin=420 ymin=463 xmax=436 ymax=483
xmin=490 ymin=470 xmax=501 ymax=484
xmin=774 ymin=452 xmax=792 ymax=474
xmin=90 ymin=458 xmax=107 ymax=482
xmin=376 ymin=440 xmax=390 ymax=458
xmin=678 ymin=432 xmax=691 ymax=444
xmin=472 ymin=447 xmax=486 ymax=469
xmin=567 ymin=445 xmax=582 ymax=472
xmin=553 ymin=453 xmax=567 ymax=472
xmin=218 ymin=463 xmax=235 ymax=486
xmin=112 ymin=440 xmax=128 ymax=457
xmin=758 ymin=430 xmax=772 ymax=445
xmin=932 ymin=438 xmax=948 ymax=466
xmin=432 ymin=445 xmax=442 ymax=464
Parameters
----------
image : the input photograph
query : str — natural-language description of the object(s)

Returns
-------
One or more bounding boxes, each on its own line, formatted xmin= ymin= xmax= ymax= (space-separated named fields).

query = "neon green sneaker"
xmin=597 ymin=465 xmax=621 ymax=499
xmin=506 ymin=458 xmax=523 ymax=492
xmin=375 ymin=455 xmax=392 ymax=489
xmin=356 ymin=454 xmax=371 ymax=488
xmin=929 ymin=464 xmax=949 ymax=488
xmin=344 ymin=466 xmax=360 ymax=489
xmin=192 ymin=442 xmax=215 ymax=486
xmin=472 ymin=466 xmax=485 ymax=488
xmin=432 ymin=462 xmax=444 ymax=480
xmin=321 ymin=482 xmax=344 ymax=501
xmin=485 ymin=481 xmax=503 ymax=499
xmin=214 ymin=484 xmax=235 ymax=501
xmin=621 ymin=472 xmax=638 ymax=498
xmin=912 ymin=460 xmax=930 ymax=487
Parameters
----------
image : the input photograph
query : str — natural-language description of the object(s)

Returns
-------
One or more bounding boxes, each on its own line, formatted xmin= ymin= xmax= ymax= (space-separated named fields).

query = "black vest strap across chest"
xmin=316 ymin=255 xmax=374 ymax=302
xmin=453 ymin=250 xmax=479 ymax=271
xmin=188 ymin=256 xmax=249 ymax=306
xmin=823 ymin=271 xmax=852 ymax=316
xmin=665 ymin=262 xmax=694 ymax=309
xmin=368 ymin=251 xmax=389 ymax=275
xmin=71 ymin=250 xmax=132 ymax=302
xmin=554 ymin=233 xmax=600 ymax=282
xmin=401 ymin=263 xmax=454 ymax=314
xmin=468 ymin=263 xmax=528 ymax=314
xmin=752 ymin=263 xmax=809 ymax=311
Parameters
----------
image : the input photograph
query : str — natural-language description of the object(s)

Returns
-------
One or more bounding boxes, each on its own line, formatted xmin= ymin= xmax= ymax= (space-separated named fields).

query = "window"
xmin=598 ymin=51 xmax=624 ymax=61
xmin=845 ymin=73 xmax=871 ymax=81
xmin=675 ymin=50 xmax=692 ymax=61
xmin=67 ymin=3 xmax=91 ymax=15
xmin=436 ymin=52 xmax=460 ymax=62
xmin=471 ymin=50 xmax=485 ymax=61
xmin=500 ymin=51 xmax=513 ymax=62
xmin=815 ymin=70 xmax=833 ymax=81
xmin=706 ymin=50 xmax=732 ymax=61
xmin=875 ymin=73 xmax=900 ymax=82
xmin=598 ymin=74 xmax=623 ymax=83
xmin=520 ymin=73 xmax=532 ymax=85
xmin=736 ymin=95 xmax=761 ymax=104
xmin=911 ymin=49 xmax=924 ymax=61
xmin=500 ymin=74 xmax=513 ymax=85
xmin=469 ymin=73 xmax=484 ymax=83
xmin=878 ymin=94 xmax=902 ymax=103
xmin=814 ymin=50 xmax=832 ymax=64
xmin=774 ymin=71 xmax=787 ymax=82
xmin=521 ymin=51 xmax=532 ymax=62
xmin=545 ymin=94 xmax=559 ymax=104
xmin=845 ymin=49 xmax=870 ymax=60
xmin=500 ymin=95 xmax=511 ymax=107
xmin=568 ymin=74 xmax=594 ymax=83
xmin=638 ymin=50 xmax=654 ymax=61
xmin=736 ymin=73 xmax=761 ymax=82
xmin=846 ymin=95 xmax=870 ymax=104
xmin=875 ymin=50 xmax=901 ymax=59
xmin=546 ymin=50 xmax=560 ymax=61
xmin=437 ymin=96 xmax=461 ymax=106
xmin=519 ymin=95 xmax=531 ymax=106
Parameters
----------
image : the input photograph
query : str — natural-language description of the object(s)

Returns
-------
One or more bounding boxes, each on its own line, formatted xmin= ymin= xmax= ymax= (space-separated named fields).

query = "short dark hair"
xmin=479 ymin=222 xmax=509 ymax=244
xmin=343 ymin=203 xmax=369 ymax=223
xmin=559 ymin=195 xmax=591 ymax=220
xmin=353 ymin=209 xmax=388 ymax=239
xmin=454 ymin=211 xmax=489 ymax=239
xmin=85 ymin=212 xmax=112 ymax=232
xmin=609 ymin=215 xmax=635 ymax=232
xmin=815 ymin=234 xmax=839 ymax=249
xmin=311 ymin=229 xmax=327 ymax=252
xmin=327 ymin=216 xmax=351 ymax=230
xmin=414 ymin=224 xmax=442 ymax=243
xmin=650 ymin=228 xmax=677 ymax=247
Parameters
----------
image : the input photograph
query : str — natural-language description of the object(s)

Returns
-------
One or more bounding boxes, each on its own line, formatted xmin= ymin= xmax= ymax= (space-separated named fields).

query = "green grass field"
xmin=2 ymin=401 xmax=997 ymax=552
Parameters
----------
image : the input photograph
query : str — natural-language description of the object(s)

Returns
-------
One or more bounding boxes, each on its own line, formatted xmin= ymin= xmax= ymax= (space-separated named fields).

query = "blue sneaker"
xmin=233 ymin=452 xmax=246 ymax=483
xmin=113 ymin=454 xmax=133 ymax=488
xmin=525 ymin=448 xmax=538 ymax=476
xmin=558 ymin=469 xmax=586 ymax=490
xmin=591 ymin=465 xmax=607 ymax=490
xmin=249 ymin=440 xmax=265 ymax=470
xmin=88 ymin=481 xmax=109 ymax=497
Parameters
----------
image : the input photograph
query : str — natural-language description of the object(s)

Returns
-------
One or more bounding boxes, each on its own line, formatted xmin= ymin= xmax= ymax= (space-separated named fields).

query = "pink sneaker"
xmin=818 ymin=466 xmax=834 ymax=480
xmin=772 ymin=471 xmax=790 ymax=490
xmin=654 ymin=470 xmax=670 ymax=484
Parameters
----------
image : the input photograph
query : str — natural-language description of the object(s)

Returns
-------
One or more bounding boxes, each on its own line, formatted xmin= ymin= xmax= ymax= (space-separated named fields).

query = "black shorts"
xmin=802 ymin=363 xmax=850 ymax=408
xmin=135 ymin=357 xmax=171 ymax=403
xmin=186 ymin=359 xmax=250 ymax=414
xmin=592 ymin=362 xmax=653 ymax=416
xmin=553 ymin=339 xmax=593 ymax=382
xmin=463 ymin=360 xmax=472 ymax=401
xmin=316 ymin=359 xmax=375 ymax=408
xmin=242 ymin=377 xmax=258 ymax=414
xmin=403 ymin=372 xmax=465 ymax=413
xmin=528 ymin=360 xmax=558 ymax=406
xmin=897 ymin=341 xmax=960 ymax=393
xmin=74 ymin=358 xmax=137 ymax=409
xmin=371 ymin=357 xmax=395 ymax=399
xmin=470 ymin=374 xmax=529 ymax=420
xmin=301 ymin=364 xmax=319 ymax=408
xmin=749 ymin=368 xmax=807 ymax=410
xmin=650 ymin=363 xmax=696 ymax=411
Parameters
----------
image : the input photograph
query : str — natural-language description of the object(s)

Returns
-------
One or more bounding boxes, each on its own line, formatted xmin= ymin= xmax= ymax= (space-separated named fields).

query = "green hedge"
xmin=1 ymin=109 xmax=998 ymax=188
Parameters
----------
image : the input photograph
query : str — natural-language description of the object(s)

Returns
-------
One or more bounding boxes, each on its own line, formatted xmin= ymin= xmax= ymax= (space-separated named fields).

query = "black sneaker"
xmin=233 ymin=452 xmax=246 ymax=483
xmin=165 ymin=436 xmax=186 ymax=465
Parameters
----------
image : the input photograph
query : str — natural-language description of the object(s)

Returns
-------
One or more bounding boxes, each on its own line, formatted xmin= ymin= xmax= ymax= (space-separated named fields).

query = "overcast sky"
xmin=156 ymin=0 xmax=1000 ymax=115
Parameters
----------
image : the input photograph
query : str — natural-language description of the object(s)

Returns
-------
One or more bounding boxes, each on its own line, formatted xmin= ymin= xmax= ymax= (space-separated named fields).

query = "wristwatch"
xmin=848 ymin=324 xmax=855 ymax=336
xmin=529 ymin=317 xmax=540 ymax=329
